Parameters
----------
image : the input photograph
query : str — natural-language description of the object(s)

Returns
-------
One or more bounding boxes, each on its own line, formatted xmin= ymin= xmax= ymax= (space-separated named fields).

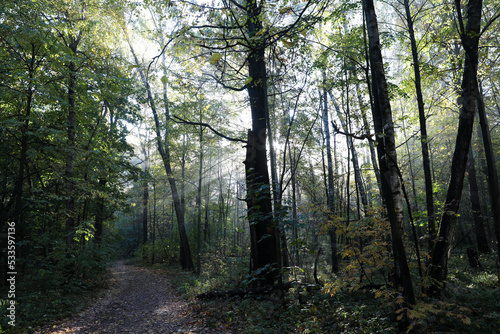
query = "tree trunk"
xmin=467 ymin=147 xmax=490 ymax=253
xmin=243 ymin=0 xmax=281 ymax=285
xmin=322 ymin=74 xmax=339 ymax=273
xmin=65 ymin=33 xmax=82 ymax=249
xmin=428 ymin=0 xmax=483 ymax=296
xmin=142 ymin=175 xmax=149 ymax=246
xmin=160 ymin=66 xmax=194 ymax=271
xmin=267 ymin=85 xmax=290 ymax=269
xmin=152 ymin=181 xmax=156 ymax=264
xmin=289 ymin=145 xmax=300 ymax=267
xmin=11 ymin=46 xmax=37 ymax=257
xmin=244 ymin=131 xmax=281 ymax=285
xmin=196 ymin=124 xmax=204 ymax=275
xmin=329 ymin=91 xmax=369 ymax=215
xmin=128 ymin=41 xmax=194 ymax=271
xmin=204 ymin=157 xmax=212 ymax=245
xmin=95 ymin=177 xmax=107 ymax=243
xmin=404 ymin=0 xmax=436 ymax=252
xmin=477 ymin=83 xmax=500 ymax=259
xmin=363 ymin=0 xmax=415 ymax=306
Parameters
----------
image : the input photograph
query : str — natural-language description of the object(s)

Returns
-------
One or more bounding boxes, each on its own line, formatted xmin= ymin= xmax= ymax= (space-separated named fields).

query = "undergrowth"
xmin=0 ymin=243 xmax=114 ymax=334
xmin=166 ymin=249 xmax=500 ymax=333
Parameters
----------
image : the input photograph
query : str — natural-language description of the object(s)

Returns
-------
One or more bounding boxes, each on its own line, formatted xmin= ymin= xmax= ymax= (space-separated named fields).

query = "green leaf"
xmin=244 ymin=76 xmax=253 ymax=85
xmin=160 ymin=75 xmax=168 ymax=85
xmin=208 ymin=53 xmax=223 ymax=65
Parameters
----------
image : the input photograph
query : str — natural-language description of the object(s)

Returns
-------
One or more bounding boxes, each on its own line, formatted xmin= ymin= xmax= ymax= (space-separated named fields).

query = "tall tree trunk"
xmin=477 ymin=83 xmax=500 ymax=259
xmin=363 ymin=0 xmax=415 ymax=307
xmin=467 ymin=147 xmax=490 ymax=253
xmin=360 ymin=12 xmax=382 ymax=197
xmin=289 ymin=145 xmax=300 ymax=267
xmin=204 ymin=157 xmax=212 ymax=245
xmin=428 ymin=0 xmax=483 ymax=295
xmin=128 ymin=41 xmax=194 ymax=271
xmin=243 ymin=0 xmax=281 ymax=285
xmin=65 ymin=33 xmax=82 ymax=249
xmin=152 ymin=181 xmax=157 ymax=264
xmin=142 ymin=174 xmax=149 ymax=246
xmin=95 ymin=177 xmax=107 ymax=244
xmin=196 ymin=123 xmax=204 ymax=275
xmin=245 ymin=131 xmax=281 ymax=284
xmin=404 ymin=0 xmax=436 ymax=252
xmin=322 ymin=74 xmax=339 ymax=273
xmin=160 ymin=61 xmax=194 ymax=271
xmin=11 ymin=45 xmax=37 ymax=257
xmin=267 ymin=85 xmax=290 ymax=269
xmin=329 ymin=91 xmax=369 ymax=215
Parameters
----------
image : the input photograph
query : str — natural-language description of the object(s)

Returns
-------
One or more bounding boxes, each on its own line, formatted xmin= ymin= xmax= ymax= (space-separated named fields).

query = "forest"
xmin=1 ymin=0 xmax=500 ymax=332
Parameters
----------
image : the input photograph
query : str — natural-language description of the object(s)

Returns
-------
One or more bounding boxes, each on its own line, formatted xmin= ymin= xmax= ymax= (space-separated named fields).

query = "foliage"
xmin=0 ymin=242 xmax=114 ymax=332
xmin=165 ymin=249 xmax=500 ymax=333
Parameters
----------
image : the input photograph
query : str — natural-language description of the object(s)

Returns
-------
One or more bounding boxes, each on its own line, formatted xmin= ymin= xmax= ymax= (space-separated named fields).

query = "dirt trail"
xmin=36 ymin=261 xmax=225 ymax=334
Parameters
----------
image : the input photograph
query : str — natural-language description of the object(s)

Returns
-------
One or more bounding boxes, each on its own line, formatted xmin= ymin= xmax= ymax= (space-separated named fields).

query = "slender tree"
xmin=363 ymin=0 xmax=416 ymax=307
xmin=322 ymin=73 xmax=339 ymax=273
xmin=477 ymin=83 xmax=500 ymax=259
xmin=402 ymin=0 xmax=436 ymax=252
xmin=428 ymin=0 xmax=483 ymax=296
xmin=466 ymin=147 xmax=490 ymax=254
xmin=128 ymin=39 xmax=194 ymax=271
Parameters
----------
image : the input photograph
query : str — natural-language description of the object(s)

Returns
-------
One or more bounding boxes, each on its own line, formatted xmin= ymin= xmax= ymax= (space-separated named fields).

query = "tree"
xmin=127 ymin=38 xmax=194 ymax=271
xmin=428 ymin=0 xmax=483 ymax=296
xmin=182 ymin=0 xmax=328 ymax=285
xmin=477 ymin=83 xmax=500 ymax=260
xmin=363 ymin=0 xmax=416 ymax=307
xmin=466 ymin=147 xmax=490 ymax=254
xmin=321 ymin=73 xmax=339 ymax=273
xmin=402 ymin=0 xmax=436 ymax=250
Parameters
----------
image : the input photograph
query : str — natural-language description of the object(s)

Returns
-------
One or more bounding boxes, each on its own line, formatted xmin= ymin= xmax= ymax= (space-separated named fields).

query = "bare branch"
xmin=331 ymin=121 xmax=375 ymax=142
xmin=172 ymin=116 xmax=247 ymax=143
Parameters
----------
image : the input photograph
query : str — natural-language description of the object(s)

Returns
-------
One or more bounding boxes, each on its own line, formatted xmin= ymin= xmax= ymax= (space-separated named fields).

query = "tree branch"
xmin=172 ymin=116 xmax=247 ymax=143
xmin=331 ymin=121 xmax=375 ymax=142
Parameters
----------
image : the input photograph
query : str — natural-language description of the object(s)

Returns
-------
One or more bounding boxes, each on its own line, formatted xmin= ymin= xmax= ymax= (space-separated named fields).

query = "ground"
xmin=35 ymin=261 xmax=232 ymax=334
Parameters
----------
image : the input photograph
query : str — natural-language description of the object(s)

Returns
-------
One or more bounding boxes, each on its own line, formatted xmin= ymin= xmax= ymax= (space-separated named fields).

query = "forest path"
xmin=36 ymin=260 xmax=225 ymax=334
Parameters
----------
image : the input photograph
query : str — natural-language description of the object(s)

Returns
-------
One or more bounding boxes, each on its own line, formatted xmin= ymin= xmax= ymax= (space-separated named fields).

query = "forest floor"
xmin=34 ymin=260 xmax=233 ymax=334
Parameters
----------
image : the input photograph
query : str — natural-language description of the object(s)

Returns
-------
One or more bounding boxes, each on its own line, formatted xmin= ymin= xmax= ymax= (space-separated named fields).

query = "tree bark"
xmin=363 ymin=0 xmax=415 ymax=306
xmin=428 ymin=0 xmax=483 ymax=296
xmin=243 ymin=0 xmax=281 ymax=285
xmin=245 ymin=131 xmax=281 ymax=285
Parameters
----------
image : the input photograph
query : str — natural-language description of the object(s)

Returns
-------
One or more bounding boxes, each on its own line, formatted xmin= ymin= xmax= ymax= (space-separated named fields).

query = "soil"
xmin=35 ymin=261 xmax=231 ymax=334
